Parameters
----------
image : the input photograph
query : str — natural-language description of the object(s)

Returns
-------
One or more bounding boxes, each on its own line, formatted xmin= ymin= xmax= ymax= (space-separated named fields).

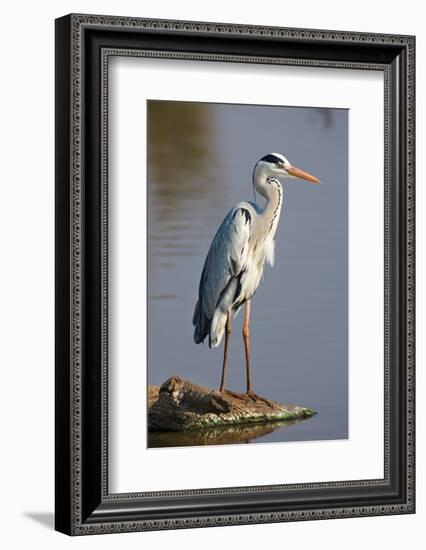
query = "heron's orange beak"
xmin=286 ymin=165 xmax=320 ymax=184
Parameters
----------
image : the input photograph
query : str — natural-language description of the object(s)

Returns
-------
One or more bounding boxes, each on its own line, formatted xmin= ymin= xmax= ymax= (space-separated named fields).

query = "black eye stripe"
xmin=261 ymin=154 xmax=282 ymax=164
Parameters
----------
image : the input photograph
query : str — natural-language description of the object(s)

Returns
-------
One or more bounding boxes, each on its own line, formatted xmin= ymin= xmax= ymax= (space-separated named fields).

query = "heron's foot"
xmin=221 ymin=389 xmax=241 ymax=399
xmin=246 ymin=391 xmax=278 ymax=408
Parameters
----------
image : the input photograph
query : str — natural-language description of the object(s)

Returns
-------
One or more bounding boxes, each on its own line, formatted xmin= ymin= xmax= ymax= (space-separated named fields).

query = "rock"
xmin=148 ymin=376 xmax=315 ymax=432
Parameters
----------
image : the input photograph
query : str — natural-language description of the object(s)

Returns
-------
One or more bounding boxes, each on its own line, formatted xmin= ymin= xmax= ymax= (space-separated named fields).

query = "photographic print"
xmin=147 ymin=100 xmax=348 ymax=448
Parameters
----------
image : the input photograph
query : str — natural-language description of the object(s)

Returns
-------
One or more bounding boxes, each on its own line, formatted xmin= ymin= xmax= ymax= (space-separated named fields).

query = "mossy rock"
xmin=148 ymin=376 xmax=315 ymax=432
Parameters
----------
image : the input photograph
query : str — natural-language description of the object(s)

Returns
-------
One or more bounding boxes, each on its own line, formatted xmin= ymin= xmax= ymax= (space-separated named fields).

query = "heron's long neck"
xmin=264 ymin=187 xmax=283 ymax=239
xmin=253 ymin=170 xmax=283 ymax=232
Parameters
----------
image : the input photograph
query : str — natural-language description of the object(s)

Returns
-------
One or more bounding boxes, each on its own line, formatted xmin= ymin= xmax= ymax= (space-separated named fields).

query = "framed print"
xmin=55 ymin=14 xmax=415 ymax=535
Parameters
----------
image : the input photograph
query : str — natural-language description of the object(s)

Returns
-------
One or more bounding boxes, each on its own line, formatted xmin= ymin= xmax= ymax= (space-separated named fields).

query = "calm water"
xmin=147 ymin=101 xmax=348 ymax=446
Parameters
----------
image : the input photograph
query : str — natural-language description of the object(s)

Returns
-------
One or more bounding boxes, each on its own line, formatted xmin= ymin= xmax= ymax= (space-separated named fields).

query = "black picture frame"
xmin=55 ymin=13 xmax=415 ymax=535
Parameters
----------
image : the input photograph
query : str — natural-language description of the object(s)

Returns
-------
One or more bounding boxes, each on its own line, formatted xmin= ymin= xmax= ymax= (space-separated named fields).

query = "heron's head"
xmin=256 ymin=153 xmax=320 ymax=184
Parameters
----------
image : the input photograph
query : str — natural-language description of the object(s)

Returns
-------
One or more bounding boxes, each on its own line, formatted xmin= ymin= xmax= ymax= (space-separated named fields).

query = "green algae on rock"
xmin=148 ymin=376 xmax=315 ymax=432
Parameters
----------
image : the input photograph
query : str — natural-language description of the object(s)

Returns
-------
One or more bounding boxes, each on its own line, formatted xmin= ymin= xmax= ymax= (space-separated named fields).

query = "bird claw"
xmin=246 ymin=390 xmax=258 ymax=402
xmin=246 ymin=391 xmax=277 ymax=408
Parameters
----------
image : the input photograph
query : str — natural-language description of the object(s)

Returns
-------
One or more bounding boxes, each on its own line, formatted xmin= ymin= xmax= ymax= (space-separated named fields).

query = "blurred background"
xmin=147 ymin=100 xmax=348 ymax=444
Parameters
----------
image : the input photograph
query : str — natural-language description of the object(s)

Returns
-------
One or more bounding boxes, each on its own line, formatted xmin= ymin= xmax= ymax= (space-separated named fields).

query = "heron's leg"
xmin=242 ymin=301 xmax=276 ymax=407
xmin=243 ymin=300 xmax=253 ymax=393
xmin=219 ymin=311 xmax=232 ymax=392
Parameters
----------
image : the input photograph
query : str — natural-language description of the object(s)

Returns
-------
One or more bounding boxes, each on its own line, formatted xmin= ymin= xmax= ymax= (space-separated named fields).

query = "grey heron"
xmin=192 ymin=153 xmax=320 ymax=395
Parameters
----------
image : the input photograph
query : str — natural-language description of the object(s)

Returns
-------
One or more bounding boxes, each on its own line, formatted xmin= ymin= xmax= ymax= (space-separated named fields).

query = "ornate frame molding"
xmin=55 ymin=14 xmax=415 ymax=535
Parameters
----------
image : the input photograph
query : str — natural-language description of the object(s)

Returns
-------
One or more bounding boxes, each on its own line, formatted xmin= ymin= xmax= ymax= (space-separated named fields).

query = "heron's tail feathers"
xmin=209 ymin=308 xmax=227 ymax=349
xmin=192 ymin=299 xmax=227 ymax=349
xmin=193 ymin=300 xmax=211 ymax=345
xmin=209 ymin=278 xmax=239 ymax=348
xmin=193 ymin=278 xmax=238 ymax=348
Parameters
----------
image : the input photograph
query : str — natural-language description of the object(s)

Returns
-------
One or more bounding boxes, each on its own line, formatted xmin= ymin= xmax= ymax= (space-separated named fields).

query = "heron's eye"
xmin=276 ymin=161 xmax=284 ymax=168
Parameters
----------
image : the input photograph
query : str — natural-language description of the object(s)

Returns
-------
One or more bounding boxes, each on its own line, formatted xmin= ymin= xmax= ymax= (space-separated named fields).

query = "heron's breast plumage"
xmin=232 ymin=231 xmax=275 ymax=310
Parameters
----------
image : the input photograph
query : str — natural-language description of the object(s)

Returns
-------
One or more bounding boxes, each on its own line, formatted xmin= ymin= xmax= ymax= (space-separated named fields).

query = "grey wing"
xmin=193 ymin=206 xmax=251 ymax=347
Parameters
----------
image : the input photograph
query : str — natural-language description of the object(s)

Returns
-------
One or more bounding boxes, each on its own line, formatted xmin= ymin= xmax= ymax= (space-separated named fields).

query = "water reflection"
xmin=147 ymin=100 xmax=226 ymax=272
xmin=148 ymin=417 xmax=311 ymax=448
xmin=148 ymin=100 xmax=211 ymax=185
xmin=308 ymin=108 xmax=334 ymax=129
